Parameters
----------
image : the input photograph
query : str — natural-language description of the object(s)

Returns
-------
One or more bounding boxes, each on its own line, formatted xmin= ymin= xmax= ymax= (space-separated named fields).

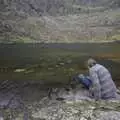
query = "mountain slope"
xmin=0 ymin=0 xmax=120 ymax=43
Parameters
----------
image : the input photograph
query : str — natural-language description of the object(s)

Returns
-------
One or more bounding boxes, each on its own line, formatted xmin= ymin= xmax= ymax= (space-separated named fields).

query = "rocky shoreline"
xmin=0 ymin=82 xmax=120 ymax=120
xmin=1 ymin=40 xmax=120 ymax=44
xmin=1 ymin=95 xmax=120 ymax=120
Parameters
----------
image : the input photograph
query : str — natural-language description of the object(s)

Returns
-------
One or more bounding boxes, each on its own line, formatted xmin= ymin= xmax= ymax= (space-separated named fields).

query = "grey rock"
xmin=0 ymin=82 xmax=120 ymax=120
xmin=31 ymin=99 xmax=120 ymax=120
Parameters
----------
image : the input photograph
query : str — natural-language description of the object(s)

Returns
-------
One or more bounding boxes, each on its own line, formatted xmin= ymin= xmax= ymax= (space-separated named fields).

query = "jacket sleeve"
xmin=89 ymin=69 xmax=101 ymax=100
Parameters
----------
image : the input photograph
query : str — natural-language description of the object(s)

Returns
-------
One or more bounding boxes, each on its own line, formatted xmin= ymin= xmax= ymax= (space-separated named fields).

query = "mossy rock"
xmin=111 ymin=34 xmax=120 ymax=40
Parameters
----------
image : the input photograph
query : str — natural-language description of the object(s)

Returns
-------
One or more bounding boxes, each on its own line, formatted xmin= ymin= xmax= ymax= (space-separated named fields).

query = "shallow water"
xmin=0 ymin=43 xmax=120 ymax=84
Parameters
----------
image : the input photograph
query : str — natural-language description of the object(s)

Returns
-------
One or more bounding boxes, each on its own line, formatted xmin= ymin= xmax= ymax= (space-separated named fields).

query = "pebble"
xmin=14 ymin=69 xmax=26 ymax=72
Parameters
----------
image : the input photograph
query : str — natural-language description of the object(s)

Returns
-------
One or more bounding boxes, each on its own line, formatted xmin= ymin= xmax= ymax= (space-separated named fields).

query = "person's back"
xmin=90 ymin=64 xmax=117 ymax=99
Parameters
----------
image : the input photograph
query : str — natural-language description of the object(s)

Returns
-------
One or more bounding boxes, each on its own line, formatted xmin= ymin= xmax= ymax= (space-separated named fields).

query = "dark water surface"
xmin=0 ymin=43 xmax=120 ymax=85
xmin=0 ymin=43 xmax=119 ymax=65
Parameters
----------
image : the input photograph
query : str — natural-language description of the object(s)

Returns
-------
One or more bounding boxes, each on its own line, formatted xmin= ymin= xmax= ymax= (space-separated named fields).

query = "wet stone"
xmin=14 ymin=69 xmax=26 ymax=73
xmin=55 ymin=65 xmax=59 ymax=68
xmin=66 ymin=60 xmax=72 ymax=64
xmin=59 ymin=63 xmax=65 ymax=66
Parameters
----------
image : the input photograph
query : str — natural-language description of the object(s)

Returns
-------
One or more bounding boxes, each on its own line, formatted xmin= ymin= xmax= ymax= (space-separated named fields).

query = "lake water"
xmin=0 ymin=42 xmax=120 ymax=85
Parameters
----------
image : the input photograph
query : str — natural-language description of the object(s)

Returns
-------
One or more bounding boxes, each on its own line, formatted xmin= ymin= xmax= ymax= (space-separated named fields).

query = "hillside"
xmin=0 ymin=0 xmax=120 ymax=43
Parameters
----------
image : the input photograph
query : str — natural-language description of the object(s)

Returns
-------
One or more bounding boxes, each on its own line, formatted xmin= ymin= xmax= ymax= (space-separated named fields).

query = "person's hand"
xmin=89 ymin=86 xmax=94 ymax=93
xmin=89 ymin=87 xmax=93 ymax=97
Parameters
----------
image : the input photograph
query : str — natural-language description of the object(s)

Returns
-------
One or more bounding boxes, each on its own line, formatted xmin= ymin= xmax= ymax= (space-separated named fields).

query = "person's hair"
xmin=87 ymin=58 xmax=97 ymax=68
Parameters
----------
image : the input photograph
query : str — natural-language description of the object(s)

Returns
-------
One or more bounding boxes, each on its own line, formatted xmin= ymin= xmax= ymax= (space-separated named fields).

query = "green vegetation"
xmin=11 ymin=36 xmax=33 ymax=43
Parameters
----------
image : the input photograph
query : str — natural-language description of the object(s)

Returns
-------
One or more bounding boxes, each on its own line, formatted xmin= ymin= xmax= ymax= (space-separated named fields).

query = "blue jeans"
xmin=73 ymin=75 xmax=92 ymax=89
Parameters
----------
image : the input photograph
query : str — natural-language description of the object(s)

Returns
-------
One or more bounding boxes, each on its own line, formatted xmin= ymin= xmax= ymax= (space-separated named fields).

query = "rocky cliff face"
xmin=0 ymin=0 xmax=120 ymax=43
